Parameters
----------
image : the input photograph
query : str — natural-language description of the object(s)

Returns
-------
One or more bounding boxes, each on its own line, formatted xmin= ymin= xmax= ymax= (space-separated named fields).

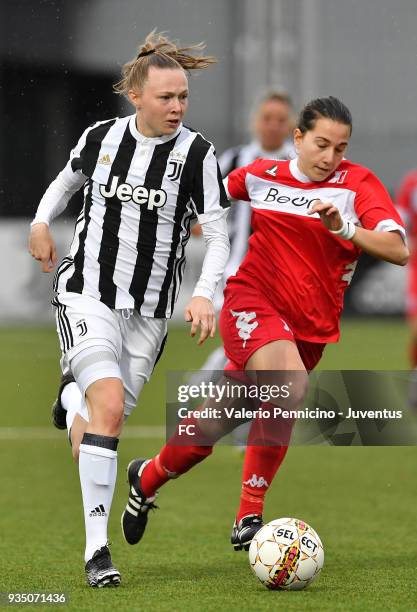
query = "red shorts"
xmin=220 ymin=284 xmax=325 ymax=372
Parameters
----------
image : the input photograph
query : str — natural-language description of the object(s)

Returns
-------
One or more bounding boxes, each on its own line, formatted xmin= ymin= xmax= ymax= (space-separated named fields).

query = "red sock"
xmin=140 ymin=416 xmax=213 ymax=497
xmin=237 ymin=444 xmax=289 ymax=522
xmin=236 ymin=402 xmax=294 ymax=521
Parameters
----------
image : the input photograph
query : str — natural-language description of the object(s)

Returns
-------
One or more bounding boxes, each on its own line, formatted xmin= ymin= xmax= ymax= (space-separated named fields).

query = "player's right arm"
xmin=28 ymin=128 xmax=90 ymax=272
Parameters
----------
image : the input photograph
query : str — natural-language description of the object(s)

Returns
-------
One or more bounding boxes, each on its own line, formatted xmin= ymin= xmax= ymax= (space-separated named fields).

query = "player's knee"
xmin=87 ymin=383 xmax=125 ymax=434
xmin=100 ymin=399 xmax=125 ymax=434
xmin=287 ymin=373 xmax=310 ymax=408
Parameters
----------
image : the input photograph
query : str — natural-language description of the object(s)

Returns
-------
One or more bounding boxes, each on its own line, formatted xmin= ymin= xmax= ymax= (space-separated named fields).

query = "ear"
xmin=128 ymin=89 xmax=142 ymax=110
xmin=293 ymin=127 xmax=303 ymax=151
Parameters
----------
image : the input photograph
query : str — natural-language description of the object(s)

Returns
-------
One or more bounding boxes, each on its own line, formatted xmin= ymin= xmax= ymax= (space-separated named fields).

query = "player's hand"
xmin=308 ymin=200 xmax=343 ymax=232
xmin=28 ymin=222 xmax=57 ymax=273
xmin=184 ymin=296 xmax=216 ymax=345
xmin=191 ymin=223 xmax=203 ymax=237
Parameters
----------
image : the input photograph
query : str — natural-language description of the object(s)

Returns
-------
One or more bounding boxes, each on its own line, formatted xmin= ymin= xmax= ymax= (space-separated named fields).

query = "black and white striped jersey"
xmin=52 ymin=115 xmax=229 ymax=318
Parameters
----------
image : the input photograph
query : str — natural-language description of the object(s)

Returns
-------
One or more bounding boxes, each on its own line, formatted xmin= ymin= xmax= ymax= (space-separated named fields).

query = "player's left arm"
xmin=309 ymin=172 xmax=409 ymax=266
xmin=186 ymin=145 xmax=230 ymax=344
xmin=350 ymin=226 xmax=408 ymax=265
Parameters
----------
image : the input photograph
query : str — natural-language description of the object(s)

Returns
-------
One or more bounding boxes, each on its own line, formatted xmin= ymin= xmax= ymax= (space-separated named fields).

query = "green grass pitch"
xmin=1 ymin=318 xmax=417 ymax=611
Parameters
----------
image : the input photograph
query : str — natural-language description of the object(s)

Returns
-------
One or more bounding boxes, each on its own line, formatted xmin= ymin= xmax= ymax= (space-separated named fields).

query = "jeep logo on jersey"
xmin=99 ymin=176 xmax=167 ymax=210
xmin=264 ymin=187 xmax=320 ymax=209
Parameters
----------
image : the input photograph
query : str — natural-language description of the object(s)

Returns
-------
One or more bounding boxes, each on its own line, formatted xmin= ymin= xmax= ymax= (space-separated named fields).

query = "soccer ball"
xmin=248 ymin=517 xmax=324 ymax=590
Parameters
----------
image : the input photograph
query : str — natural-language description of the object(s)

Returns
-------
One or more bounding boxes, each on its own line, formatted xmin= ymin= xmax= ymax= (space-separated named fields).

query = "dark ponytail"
xmin=297 ymin=96 xmax=352 ymax=134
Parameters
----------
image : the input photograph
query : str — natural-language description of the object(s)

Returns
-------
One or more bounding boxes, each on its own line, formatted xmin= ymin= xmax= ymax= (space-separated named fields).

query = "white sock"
xmin=78 ymin=434 xmax=118 ymax=563
xmin=61 ymin=382 xmax=89 ymax=435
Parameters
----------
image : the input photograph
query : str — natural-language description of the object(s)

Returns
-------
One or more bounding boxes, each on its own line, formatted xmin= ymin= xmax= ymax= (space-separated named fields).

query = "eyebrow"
xmin=315 ymin=136 xmax=349 ymax=146
xmin=158 ymin=89 xmax=189 ymax=95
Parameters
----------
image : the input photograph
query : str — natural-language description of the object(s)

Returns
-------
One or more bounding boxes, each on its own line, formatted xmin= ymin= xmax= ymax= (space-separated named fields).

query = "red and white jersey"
xmin=225 ymin=157 xmax=405 ymax=343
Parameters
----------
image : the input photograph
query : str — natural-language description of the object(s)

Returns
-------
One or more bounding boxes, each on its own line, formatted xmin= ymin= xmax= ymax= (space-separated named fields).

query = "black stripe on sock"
xmin=81 ymin=433 xmax=119 ymax=451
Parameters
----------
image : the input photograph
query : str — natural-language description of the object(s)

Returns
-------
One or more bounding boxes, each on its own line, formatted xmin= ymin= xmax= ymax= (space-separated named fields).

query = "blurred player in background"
xmin=189 ymin=91 xmax=295 ymax=447
xmin=28 ymin=31 xmax=229 ymax=587
xmin=396 ymin=169 xmax=417 ymax=367
xmin=121 ymin=96 xmax=408 ymax=552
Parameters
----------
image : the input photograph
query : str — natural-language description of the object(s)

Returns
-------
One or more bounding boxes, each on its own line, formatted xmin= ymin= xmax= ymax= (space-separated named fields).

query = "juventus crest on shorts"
xmin=53 ymin=115 xmax=229 ymax=318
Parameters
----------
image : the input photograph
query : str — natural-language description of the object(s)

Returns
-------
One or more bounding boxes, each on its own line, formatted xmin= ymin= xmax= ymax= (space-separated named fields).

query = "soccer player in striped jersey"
xmin=121 ymin=96 xmax=408 ymax=552
xmin=28 ymin=31 xmax=229 ymax=587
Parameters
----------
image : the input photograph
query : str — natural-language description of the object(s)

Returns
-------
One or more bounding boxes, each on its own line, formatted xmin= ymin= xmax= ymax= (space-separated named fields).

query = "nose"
xmin=322 ymin=149 xmax=337 ymax=167
xmin=171 ymin=97 xmax=182 ymax=115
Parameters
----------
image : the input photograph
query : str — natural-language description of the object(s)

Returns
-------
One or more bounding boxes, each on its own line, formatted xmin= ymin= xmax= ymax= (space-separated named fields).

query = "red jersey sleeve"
xmin=226 ymin=165 xmax=252 ymax=201
xmin=354 ymin=171 xmax=405 ymax=232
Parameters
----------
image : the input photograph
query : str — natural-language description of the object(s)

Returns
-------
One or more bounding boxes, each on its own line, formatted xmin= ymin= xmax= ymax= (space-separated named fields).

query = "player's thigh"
xmin=220 ymin=288 xmax=297 ymax=371
xmin=119 ymin=314 xmax=168 ymax=418
xmin=246 ymin=340 xmax=309 ymax=408
xmin=53 ymin=292 xmax=123 ymax=376
xmin=246 ymin=339 xmax=305 ymax=371
xmin=54 ymin=292 xmax=126 ymax=420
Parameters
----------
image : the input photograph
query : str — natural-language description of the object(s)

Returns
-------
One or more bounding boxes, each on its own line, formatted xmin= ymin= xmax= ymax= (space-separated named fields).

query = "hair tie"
xmin=137 ymin=49 xmax=156 ymax=59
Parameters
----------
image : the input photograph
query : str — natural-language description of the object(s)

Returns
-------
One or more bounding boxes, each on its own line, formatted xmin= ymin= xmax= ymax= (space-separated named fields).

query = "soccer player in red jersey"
xmin=122 ymin=96 xmax=409 ymax=550
xmin=396 ymin=170 xmax=417 ymax=365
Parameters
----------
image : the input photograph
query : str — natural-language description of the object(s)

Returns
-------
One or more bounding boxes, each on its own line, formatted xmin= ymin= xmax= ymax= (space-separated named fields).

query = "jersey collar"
xmin=289 ymin=157 xmax=312 ymax=183
xmin=129 ymin=114 xmax=182 ymax=144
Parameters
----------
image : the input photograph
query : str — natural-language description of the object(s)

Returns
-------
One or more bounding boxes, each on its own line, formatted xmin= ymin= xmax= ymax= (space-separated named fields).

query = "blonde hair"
xmin=114 ymin=30 xmax=217 ymax=98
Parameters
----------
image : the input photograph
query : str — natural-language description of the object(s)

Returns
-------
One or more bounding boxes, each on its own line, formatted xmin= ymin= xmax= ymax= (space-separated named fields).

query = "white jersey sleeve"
xmin=192 ymin=213 xmax=230 ymax=302
xmin=31 ymin=127 xmax=91 ymax=226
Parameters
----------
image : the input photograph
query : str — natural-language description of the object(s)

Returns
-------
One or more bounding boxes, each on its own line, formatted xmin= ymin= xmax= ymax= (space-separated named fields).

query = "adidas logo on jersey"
xmin=265 ymin=164 xmax=278 ymax=177
xmin=98 ymin=153 xmax=111 ymax=165
xmin=89 ymin=504 xmax=107 ymax=517
xmin=100 ymin=176 xmax=167 ymax=210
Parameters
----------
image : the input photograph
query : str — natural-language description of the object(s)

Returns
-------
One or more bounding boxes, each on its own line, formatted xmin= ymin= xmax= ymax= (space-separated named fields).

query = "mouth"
xmin=166 ymin=119 xmax=180 ymax=128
